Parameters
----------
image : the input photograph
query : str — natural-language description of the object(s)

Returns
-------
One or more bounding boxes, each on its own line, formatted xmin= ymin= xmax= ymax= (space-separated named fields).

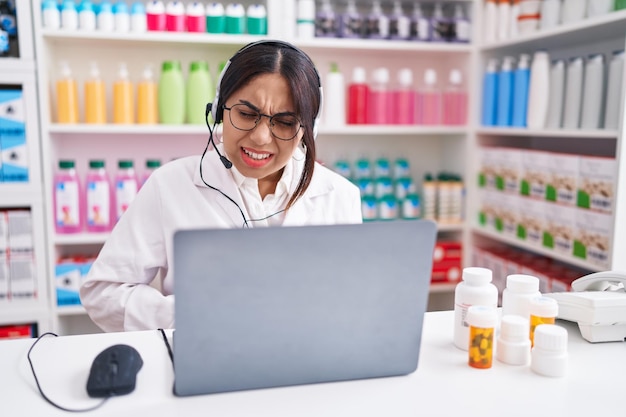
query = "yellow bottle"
xmin=55 ymin=61 xmax=79 ymax=124
xmin=137 ymin=65 xmax=158 ymax=124
xmin=113 ymin=62 xmax=135 ymax=124
xmin=84 ymin=61 xmax=107 ymax=124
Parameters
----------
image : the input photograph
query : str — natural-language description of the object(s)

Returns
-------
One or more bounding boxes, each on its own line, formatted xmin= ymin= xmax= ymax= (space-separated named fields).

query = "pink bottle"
xmin=165 ymin=1 xmax=185 ymax=32
xmin=146 ymin=0 xmax=166 ymax=31
xmin=141 ymin=159 xmax=161 ymax=187
xmin=85 ymin=159 xmax=112 ymax=233
xmin=443 ymin=69 xmax=468 ymax=125
xmin=185 ymin=1 xmax=206 ymax=32
xmin=54 ymin=160 xmax=83 ymax=234
xmin=368 ymin=67 xmax=392 ymax=124
xmin=417 ymin=69 xmax=442 ymax=125
xmin=114 ymin=160 xmax=139 ymax=223
xmin=347 ymin=67 xmax=369 ymax=124
xmin=392 ymin=68 xmax=416 ymax=124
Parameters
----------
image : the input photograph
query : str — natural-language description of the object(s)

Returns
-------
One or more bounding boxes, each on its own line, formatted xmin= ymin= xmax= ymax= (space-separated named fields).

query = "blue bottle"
xmin=481 ymin=58 xmax=499 ymax=127
xmin=496 ymin=56 xmax=515 ymax=127
xmin=512 ymin=53 xmax=531 ymax=127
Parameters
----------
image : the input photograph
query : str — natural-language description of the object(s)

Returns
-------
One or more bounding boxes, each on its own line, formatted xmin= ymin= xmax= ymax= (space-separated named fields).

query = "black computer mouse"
xmin=86 ymin=344 xmax=143 ymax=398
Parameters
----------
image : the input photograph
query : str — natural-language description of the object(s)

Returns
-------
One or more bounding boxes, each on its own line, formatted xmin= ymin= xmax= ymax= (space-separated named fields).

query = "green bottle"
xmin=186 ymin=61 xmax=214 ymax=125
xmin=158 ymin=60 xmax=185 ymax=124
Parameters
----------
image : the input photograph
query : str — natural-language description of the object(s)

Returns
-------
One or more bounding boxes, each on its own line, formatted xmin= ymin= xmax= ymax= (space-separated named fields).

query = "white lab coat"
xmin=80 ymin=148 xmax=362 ymax=332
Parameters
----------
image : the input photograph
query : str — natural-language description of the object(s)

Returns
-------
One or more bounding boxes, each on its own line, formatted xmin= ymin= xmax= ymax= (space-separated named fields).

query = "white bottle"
xmin=526 ymin=51 xmax=550 ymax=129
xmin=531 ymin=324 xmax=568 ymax=377
xmin=97 ymin=1 xmax=115 ymax=32
xmin=454 ymin=4 xmax=471 ymax=43
xmin=562 ymin=56 xmax=585 ymax=129
xmin=483 ymin=0 xmax=498 ymax=44
xmin=497 ymin=315 xmax=531 ymax=366
xmin=540 ymin=0 xmax=562 ymax=30
xmin=561 ymin=0 xmax=587 ymax=24
xmin=580 ymin=54 xmax=606 ymax=130
xmin=509 ymin=0 xmax=520 ymax=39
xmin=497 ymin=0 xmax=511 ymax=41
xmin=61 ymin=0 xmax=79 ymax=30
xmin=453 ymin=267 xmax=498 ymax=351
xmin=324 ymin=62 xmax=346 ymax=128
xmin=297 ymin=0 xmax=316 ymax=39
xmin=501 ymin=274 xmax=541 ymax=318
xmin=78 ymin=1 xmax=97 ymax=31
xmin=130 ymin=2 xmax=147 ymax=32
xmin=42 ymin=0 xmax=61 ymax=29
xmin=587 ymin=0 xmax=613 ymax=18
xmin=114 ymin=1 xmax=131 ymax=32
xmin=604 ymin=51 xmax=625 ymax=130
xmin=546 ymin=59 xmax=566 ymax=129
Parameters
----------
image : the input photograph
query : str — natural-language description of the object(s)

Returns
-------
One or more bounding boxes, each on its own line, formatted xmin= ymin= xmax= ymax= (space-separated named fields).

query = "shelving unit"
xmin=29 ymin=0 xmax=476 ymax=333
xmin=469 ymin=7 xmax=626 ymax=275
xmin=0 ymin=1 xmax=50 ymax=335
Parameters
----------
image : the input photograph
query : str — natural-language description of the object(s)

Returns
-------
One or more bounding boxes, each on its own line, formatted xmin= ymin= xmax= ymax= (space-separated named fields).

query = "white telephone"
xmin=544 ymin=271 xmax=626 ymax=343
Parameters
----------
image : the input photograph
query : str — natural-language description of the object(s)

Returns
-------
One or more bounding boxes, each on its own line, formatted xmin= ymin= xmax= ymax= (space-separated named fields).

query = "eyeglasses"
xmin=223 ymin=104 xmax=302 ymax=141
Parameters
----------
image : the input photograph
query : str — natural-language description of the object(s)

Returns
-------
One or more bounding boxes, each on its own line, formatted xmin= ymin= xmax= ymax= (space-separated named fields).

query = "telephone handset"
xmin=544 ymin=271 xmax=626 ymax=343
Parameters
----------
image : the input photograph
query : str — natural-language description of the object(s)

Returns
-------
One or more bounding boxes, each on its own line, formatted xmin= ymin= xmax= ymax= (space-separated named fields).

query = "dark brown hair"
xmin=215 ymin=41 xmax=321 ymax=211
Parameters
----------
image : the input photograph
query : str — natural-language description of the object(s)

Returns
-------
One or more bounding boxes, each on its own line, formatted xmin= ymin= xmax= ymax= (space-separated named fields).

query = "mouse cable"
xmin=27 ymin=332 xmax=111 ymax=412
xmin=157 ymin=328 xmax=174 ymax=365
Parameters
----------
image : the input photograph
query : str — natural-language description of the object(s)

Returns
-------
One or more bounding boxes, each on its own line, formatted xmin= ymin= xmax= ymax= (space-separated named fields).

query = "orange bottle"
xmin=137 ymin=65 xmax=158 ymax=124
xmin=84 ymin=61 xmax=107 ymax=124
xmin=113 ymin=62 xmax=135 ymax=124
xmin=56 ymin=61 xmax=79 ymax=124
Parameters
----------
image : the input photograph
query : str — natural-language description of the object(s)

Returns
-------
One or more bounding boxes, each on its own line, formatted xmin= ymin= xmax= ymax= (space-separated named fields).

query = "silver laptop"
xmin=172 ymin=220 xmax=437 ymax=396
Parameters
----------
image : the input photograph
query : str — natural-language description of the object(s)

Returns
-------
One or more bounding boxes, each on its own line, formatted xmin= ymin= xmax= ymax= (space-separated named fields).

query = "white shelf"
xmin=0 ymin=58 xmax=36 ymax=72
xmin=0 ymin=301 xmax=48 ymax=327
xmin=296 ymin=38 xmax=472 ymax=53
xmin=0 ymin=184 xmax=43 ymax=207
xmin=320 ymin=126 xmax=468 ymax=136
xmin=54 ymin=232 xmax=109 ymax=245
xmin=475 ymin=127 xmax=619 ymax=139
xmin=480 ymin=9 xmax=626 ymax=52
xmin=56 ymin=305 xmax=87 ymax=317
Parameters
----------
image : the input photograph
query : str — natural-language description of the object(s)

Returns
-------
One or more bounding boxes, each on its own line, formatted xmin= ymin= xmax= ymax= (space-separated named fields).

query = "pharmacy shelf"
xmin=0 ymin=302 xmax=48 ymax=327
xmin=56 ymin=305 xmax=87 ymax=317
xmin=480 ymin=9 xmax=626 ymax=53
xmin=0 ymin=184 xmax=43 ymax=207
xmin=475 ymin=127 xmax=620 ymax=139
xmin=0 ymin=58 xmax=36 ymax=73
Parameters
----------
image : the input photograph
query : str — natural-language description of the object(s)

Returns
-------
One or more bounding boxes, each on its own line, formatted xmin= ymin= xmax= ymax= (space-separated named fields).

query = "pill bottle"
xmin=531 ymin=324 xmax=568 ymax=377
xmin=496 ymin=314 xmax=531 ymax=366
xmin=453 ymin=267 xmax=498 ymax=350
xmin=529 ymin=296 xmax=559 ymax=346
xmin=501 ymin=274 xmax=541 ymax=318
xmin=466 ymin=305 xmax=498 ymax=369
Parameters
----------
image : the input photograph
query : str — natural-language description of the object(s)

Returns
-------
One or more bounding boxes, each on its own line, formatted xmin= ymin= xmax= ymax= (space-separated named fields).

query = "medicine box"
xmin=520 ymin=150 xmax=550 ymax=200
xmin=543 ymin=204 xmax=576 ymax=255
xmin=546 ymin=152 xmax=579 ymax=206
xmin=577 ymin=156 xmax=616 ymax=214
xmin=0 ymin=88 xmax=28 ymax=183
xmin=573 ymin=209 xmax=612 ymax=268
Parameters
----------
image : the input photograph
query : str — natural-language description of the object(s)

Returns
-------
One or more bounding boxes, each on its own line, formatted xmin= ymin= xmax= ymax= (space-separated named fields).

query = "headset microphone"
xmin=205 ymin=103 xmax=233 ymax=169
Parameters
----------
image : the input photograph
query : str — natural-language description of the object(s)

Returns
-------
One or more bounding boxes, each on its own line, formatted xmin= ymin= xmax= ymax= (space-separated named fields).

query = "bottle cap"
xmin=146 ymin=159 xmax=162 ymax=168
xmin=506 ymin=274 xmax=540 ymax=293
xmin=449 ymin=69 xmax=462 ymax=85
xmin=78 ymin=1 xmax=95 ymax=13
xmin=466 ymin=305 xmax=497 ymax=329
xmin=397 ymin=68 xmax=413 ymax=86
xmin=118 ymin=62 xmax=129 ymax=80
xmin=529 ymin=296 xmax=559 ymax=317
xmin=500 ymin=314 xmax=530 ymax=342
xmin=59 ymin=160 xmax=76 ymax=169
xmin=113 ymin=1 xmax=129 ymax=14
xmin=189 ymin=61 xmax=209 ymax=72
xmin=247 ymin=4 xmax=267 ymax=18
xmin=352 ymin=67 xmax=366 ymax=83
xmin=497 ymin=315 xmax=531 ymax=366
xmin=162 ymin=60 xmax=181 ymax=72
xmin=373 ymin=67 xmax=390 ymax=84
xmin=61 ymin=1 xmax=77 ymax=12
xmin=118 ymin=160 xmax=134 ymax=169
xmin=89 ymin=160 xmax=105 ymax=168
xmin=131 ymin=2 xmax=145 ymax=14
xmin=462 ymin=267 xmax=493 ymax=285
xmin=424 ymin=69 xmax=437 ymax=85
xmin=534 ymin=324 xmax=568 ymax=351
xmin=43 ymin=0 xmax=60 ymax=11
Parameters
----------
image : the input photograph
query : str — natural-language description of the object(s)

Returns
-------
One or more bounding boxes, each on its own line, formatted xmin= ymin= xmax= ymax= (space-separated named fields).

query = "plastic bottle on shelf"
xmin=338 ymin=0 xmax=363 ymax=39
xmin=604 ymin=50 xmax=625 ymax=130
xmin=418 ymin=69 xmax=441 ymax=125
xmin=113 ymin=1 xmax=131 ymax=32
xmin=368 ymin=67 xmax=391 ymax=125
xmin=158 ymin=60 xmax=185 ymax=124
xmin=580 ymin=54 xmax=606 ymax=130
xmin=481 ymin=58 xmax=499 ymax=126
xmin=509 ymin=0 xmax=520 ymax=39
xmin=443 ymin=69 xmax=467 ymax=126
xmin=453 ymin=3 xmax=471 ymax=43
xmin=323 ymin=62 xmax=346 ymax=127
xmin=114 ymin=159 xmax=139 ymax=223
xmin=561 ymin=0 xmax=587 ymax=24
xmin=430 ymin=2 xmax=451 ymax=43
xmin=130 ymin=2 xmax=147 ymax=32
xmin=84 ymin=61 xmax=107 ymax=124
xmin=113 ymin=62 xmax=135 ymax=124
xmin=421 ymin=173 xmax=437 ymax=220
xmin=97 ymin=0 xmax=115 ymax=32
xmin=54 ymin=160 xmax=83 ymax=234
xmin=391 ymin=68 xmax=416 ymax=125
xmin=347 ymin=66 xmax=369 ymax=125
xmin=526 ymin=51 xmax=550 ymax=129
xmin=545 ymin=59 xmax=566 ymax=129
xmin=146 ymin=0 xmax=166 ymax=31
xmin=184 ymin=1 xmax=205 ymax=32
xmin=409 ymin=2 xmax=430 ymax=41
xmin=365 ymin=0 xmax=389 ymax=40
xmin=85 ymin=159 xmax=112 ymax=233
xmin=246 ymin=4 xmax=267 ymax=35
xmin=42 ymin=0 xmax=61 ymax=29
xmin=141 ymin=159 xmax=161 ymax=186
xmin=315 ymin=0 xmax=337 ymax=38
xmin=497 ymin=0 xmax=511 ymax=41
xmin=483 ymin=0 xmax=498 ymax=44
xmin=453 ymin=267 xmax=498 ymax=351
xmin=55 ymin=61 xmax=80 ymax=124
xmin=540 ymin=0 xmax=562 ymax=31
xmin=60 ymin=0 xmax=79 ymax=30
xmin=496 ymin=56 xmax=515 ymax=127
xmin=137 ymin=64 xmax=158 ymax=124
xmin=389 ymin=0 xmax=410 ymax=41
xmin=206 ymin=2 xmax=225 ymax=34
xmin=186 ymin=60 xmax=213 ymax=125
xmin=165 ymin=0 xmax=185 ymax=32
xmin=296 ymin=0 xmax=315 ymax=39
xmin=511 ymin=53 xmax=530 ymax=127
xmin=78 ymin=0 xmax=97 ymax=31
xmin=562 ymin=56 xmax=585 ymax=129
xmin=224 ymin=3 xmax=245 ymax=34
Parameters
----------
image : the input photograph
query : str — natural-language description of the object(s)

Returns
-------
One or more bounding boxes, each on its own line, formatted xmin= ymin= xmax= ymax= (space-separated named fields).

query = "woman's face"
xmin=222 ymin=73 xmax=303 ymax=185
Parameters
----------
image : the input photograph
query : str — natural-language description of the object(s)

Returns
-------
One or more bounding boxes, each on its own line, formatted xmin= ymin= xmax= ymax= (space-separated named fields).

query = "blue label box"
xmin=0 ymin=88 xmax=28 ymax=182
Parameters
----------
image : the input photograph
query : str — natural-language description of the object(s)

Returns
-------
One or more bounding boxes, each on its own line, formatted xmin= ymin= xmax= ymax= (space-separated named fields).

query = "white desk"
xmin=1 ymin=311 xmax=624 ymax=417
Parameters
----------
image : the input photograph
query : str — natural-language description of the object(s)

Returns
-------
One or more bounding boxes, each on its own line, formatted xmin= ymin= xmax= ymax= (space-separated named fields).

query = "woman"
xmin=80 ymin=40 xmax=363 ymax=332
